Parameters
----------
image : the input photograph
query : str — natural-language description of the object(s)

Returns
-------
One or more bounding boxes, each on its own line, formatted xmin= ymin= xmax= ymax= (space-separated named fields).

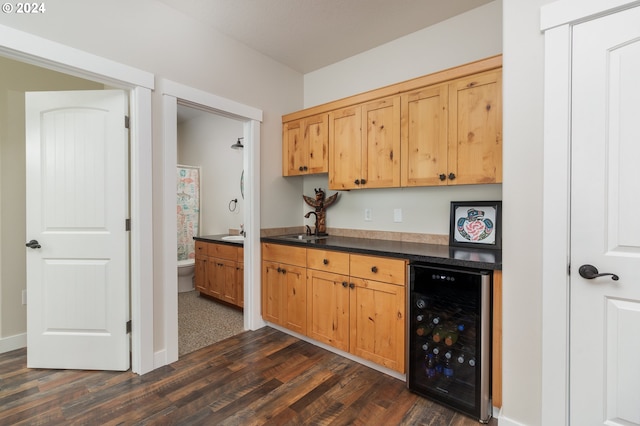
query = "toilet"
xmin=177 ymin=258 xmax=195 ymax=292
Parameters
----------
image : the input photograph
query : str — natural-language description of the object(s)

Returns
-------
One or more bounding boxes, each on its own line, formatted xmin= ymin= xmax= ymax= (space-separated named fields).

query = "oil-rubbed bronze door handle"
xmin=578 ymin=264 xmax=619 ymax=281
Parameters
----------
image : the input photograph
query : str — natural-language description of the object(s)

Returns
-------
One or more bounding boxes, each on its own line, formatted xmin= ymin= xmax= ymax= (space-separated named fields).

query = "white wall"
xmin=300 ymin=1 xmax=503 ymax=236
xmin=177 ymin=111 xmax=244 ymax=235
xmin=501 ymin=0 xmax=554 ymax=424
xmin=0 ymin=0 xmax=304 ymax=353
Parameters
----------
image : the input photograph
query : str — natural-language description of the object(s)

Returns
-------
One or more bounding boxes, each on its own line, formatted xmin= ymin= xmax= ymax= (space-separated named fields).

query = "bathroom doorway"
xmin=176 ymin=105 xmax=245 ymax=356
xmin=160 ymin=79 xmax=264 ymax=365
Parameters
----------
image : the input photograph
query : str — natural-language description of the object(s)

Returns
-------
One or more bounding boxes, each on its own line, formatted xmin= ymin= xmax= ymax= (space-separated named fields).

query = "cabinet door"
xmin=401 ymin=84 xmax=449 ymax=187
xmin=208 ymin=257 xmax=225 ymax=300
xmin=282 ymin=119 xmax=305 ymax=176
xmin=262 ymin=261 xmax=284 ymax=325
xmin=305 ymin=114 xmax=329 ymax=174
xmin=349 ymin=277 xmax=406 ymax=373
xmin=329 ymin=105 xmax=362 ymax=190
xmin=220 ymin=259 xmax=238 ymax=306
xmin=282 ymin=114 xmax=328 ymax=176
xmin=237 ymin=261 xmax=244 ymax=308
xmin=306 ymin=269 xmax=350 ymax=351
xmin=362 ymin=96 xmax=401 ymax=188
xmin=282 ymin=264 xmax=307 ymax=335
xmin=195 ymin=255 xmax=207 ymax=293
xmin=448 ymin=70 xmax=502 ymax=185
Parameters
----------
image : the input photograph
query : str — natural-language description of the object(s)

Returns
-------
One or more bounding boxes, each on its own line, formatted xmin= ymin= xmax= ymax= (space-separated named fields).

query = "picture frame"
xmin=449 ymin=201 xmax=502 ymax=249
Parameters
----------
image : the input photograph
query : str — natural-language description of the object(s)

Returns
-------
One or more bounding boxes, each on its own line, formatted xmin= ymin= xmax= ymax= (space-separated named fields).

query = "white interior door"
xmin=570 ymin=6 xmax=640 ymax=425
xmin=26 ymin=90 xmax=130 ymax=371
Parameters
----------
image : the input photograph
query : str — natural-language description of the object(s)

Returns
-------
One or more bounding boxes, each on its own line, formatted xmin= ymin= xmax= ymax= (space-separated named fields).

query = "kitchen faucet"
xmin=304 ymin=211 xmax=319 ymax=236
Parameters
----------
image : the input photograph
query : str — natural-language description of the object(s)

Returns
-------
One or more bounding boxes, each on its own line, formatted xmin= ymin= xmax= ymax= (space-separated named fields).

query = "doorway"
xmin=159 ymin=79 xmax=264 ymax=365
xmin=176 ymin=105 xmax=245 ymax=356
xmin=0 ymin=35 xmax=154 ymax=374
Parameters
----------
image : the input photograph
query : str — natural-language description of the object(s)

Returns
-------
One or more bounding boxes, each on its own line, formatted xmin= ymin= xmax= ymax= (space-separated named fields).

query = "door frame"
xmin=540 ymin=0 xmax=640 ymax=424
xmin=0 ymin=24 xmax=155 ymax=374
xmin=158 ymin=79 xmax=265 ymax=365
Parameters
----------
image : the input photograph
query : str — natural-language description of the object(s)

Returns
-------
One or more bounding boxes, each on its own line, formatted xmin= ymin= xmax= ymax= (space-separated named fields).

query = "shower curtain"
xmin=177 ymin=165 xmax=200 ymax=261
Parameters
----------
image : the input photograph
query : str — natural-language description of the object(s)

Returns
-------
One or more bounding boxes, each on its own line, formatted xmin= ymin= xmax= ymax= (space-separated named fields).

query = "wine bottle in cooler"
xmin=444 ymin=328 xmax=459 ymax=346
xmin=431 ymin=325 xmax=444 ymax=343
xmin=443 ymin=350 xmax=454 ymax=379
xmin=425 ymin=354 xmax=437 ymax=379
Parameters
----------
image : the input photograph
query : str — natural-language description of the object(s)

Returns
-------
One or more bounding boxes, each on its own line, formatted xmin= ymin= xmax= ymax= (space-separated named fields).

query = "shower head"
xmin=231 ymin=137 xmax=244 ymax=150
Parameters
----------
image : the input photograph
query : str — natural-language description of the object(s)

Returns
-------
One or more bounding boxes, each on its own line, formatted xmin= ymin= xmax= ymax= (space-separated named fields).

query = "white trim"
xmin=541 ymin=0 xmax=640 ymax=30
xmin=0 ymin=25 xmax=155 ymax=375
xmin=159 ymin=79 xmax=264 ymax=367
xmin=129 ymin=86 xmax=155 ymax=374
xmin=541 ymin=24 xmax=572 ymax=426
xmin=243 ymin=120 xmax=266 ymax=331
xmin=159 ymin=79 xmax=262 ymax=122
xmin=0 ymin=333 xmax=26 ymax=353
xmin=0 ymin=24 xmax=154 ymax=89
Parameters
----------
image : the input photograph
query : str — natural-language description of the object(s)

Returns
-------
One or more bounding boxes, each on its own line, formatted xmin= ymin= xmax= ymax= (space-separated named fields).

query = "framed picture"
xmin=449 ymin=201 xmax=502 ymax=249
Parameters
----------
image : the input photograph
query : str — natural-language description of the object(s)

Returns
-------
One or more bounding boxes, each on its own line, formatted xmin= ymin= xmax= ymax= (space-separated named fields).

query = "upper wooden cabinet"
xmin=400 ymin=69 xmax=502 ymax=186
xmin=400 ymin=84 xmax=449 ymax=187
xmin=282 ymin=113 xmax=328 ymax=176
xmin=448 ymin=70 xmax=502 ymax=185
xmin=328 ymin=96 xmax=400 ymax=190
xmin=282 ymin=55 xmax=503 ymax=188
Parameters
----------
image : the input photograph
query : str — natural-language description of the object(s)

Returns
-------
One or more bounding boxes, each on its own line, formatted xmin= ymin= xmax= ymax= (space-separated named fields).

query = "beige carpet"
xmin=178 ymin=290 xmax=245 ymax=356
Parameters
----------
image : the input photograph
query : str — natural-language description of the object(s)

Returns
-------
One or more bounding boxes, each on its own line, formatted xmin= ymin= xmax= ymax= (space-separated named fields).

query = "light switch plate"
xmin=393 ymin=208 xmax=402 ymax=222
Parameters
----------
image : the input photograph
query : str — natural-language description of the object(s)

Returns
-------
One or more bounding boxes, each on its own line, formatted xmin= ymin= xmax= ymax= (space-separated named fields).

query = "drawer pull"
xmin=371 ymin=266 xmax=378 ymax=273
xmin=323 ymin=259 xmax=329 ymax=265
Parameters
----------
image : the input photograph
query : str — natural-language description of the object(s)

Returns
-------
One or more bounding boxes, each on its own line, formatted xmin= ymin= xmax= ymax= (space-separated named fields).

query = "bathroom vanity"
xmin=193 ymin=235 xmax=244 ymax=309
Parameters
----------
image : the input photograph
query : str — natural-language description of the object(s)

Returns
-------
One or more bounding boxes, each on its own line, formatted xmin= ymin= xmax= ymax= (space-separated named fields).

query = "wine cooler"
xmin=407 ymin=262 xmax=492 ymax=423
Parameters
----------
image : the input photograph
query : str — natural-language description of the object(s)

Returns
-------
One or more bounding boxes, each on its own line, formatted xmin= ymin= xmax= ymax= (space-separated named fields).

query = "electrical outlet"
xmin=393 ymin=208 xmax=403 ymax=223
xmin=364 ymin=208 xmax=372 ymax=221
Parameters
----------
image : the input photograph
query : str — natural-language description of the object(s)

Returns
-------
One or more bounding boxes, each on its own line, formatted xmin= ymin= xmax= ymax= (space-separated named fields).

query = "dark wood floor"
xmin=0 ymin=327 xmax=497 ymax=425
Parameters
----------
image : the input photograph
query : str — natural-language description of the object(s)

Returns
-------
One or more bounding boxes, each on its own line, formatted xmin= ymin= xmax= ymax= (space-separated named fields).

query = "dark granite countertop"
xmin=261 ymin=234 xmax=501 ymax=271
xmin=194 ymin=234 xmax=244 ymax=246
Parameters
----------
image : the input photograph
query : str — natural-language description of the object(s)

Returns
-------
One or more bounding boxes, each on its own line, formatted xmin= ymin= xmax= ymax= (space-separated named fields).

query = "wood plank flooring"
xmin=0 ymin=327 xmax=497 ymax=425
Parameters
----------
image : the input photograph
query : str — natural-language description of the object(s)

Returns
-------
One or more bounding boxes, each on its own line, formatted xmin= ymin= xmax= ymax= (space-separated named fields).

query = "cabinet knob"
xmin=354 ymin=179 xmax=360 ymax=185
xmin=360 ymin=178 xmax=366 ymax=185
xmin=298 ymin=166 xmax=304 ymax=172
xmin=342 ymin=281 xmax=348 ymax=287
xmin=349 ymin=283 xmax=355 ymax=289
xmin=448 ymin=172 xmax=456 ymax=180
xmin=303 ymin=166 xmax=308 ymax=171
xmin=277 ymin=267 xmax=282 ymax=273
xmin=323 ymin=259 xmax=328 ymax=265
xmin=371 ymin=266 xmax=378 ymax=273
xmin=439 ymin=174 xmax=446 ymax=181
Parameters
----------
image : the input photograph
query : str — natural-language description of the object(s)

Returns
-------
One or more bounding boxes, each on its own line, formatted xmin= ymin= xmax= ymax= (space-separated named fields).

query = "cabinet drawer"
xmin=208 ymin=243 xmax=238 ymax=261
xmin=349 ymin=254 xmax=407 ymax=285
xmin=262 ymin=243 xmax=306 ymax=267
xmin=307 ymin=249 xmax=349 ymax=275
xmin=195 ymin=241 xmax=208 ymax=256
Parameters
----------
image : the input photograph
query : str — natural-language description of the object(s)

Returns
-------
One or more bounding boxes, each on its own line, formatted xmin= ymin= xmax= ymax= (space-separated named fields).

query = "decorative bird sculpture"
xmin=303 ymin=188 xmax=339 ymax=236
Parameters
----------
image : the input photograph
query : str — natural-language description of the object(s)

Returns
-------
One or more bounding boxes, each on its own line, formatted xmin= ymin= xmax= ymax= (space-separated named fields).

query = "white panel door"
xmin=571 ymin=6 xmax=640 ymax=425
xmin=26 ymin=90 xmax=130 ymax=371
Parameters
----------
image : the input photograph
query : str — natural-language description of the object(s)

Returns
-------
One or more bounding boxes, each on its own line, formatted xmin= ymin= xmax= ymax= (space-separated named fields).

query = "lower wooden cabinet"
xmin=194 ymin=241 xmax=243 ymax=309
xmin=262 ymin=243 xmax=407 ymax=373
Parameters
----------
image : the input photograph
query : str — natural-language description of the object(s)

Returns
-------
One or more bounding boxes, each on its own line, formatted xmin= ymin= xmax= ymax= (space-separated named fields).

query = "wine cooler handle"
xmin=578 ymin=264 xmax=619 ymax=281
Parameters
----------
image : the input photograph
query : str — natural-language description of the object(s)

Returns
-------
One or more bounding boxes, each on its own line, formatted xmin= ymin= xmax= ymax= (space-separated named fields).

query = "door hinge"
xmin=126 ymin=320 xmax=132 ymax=334
xmin=567 ymin=264 xmax=571 ymax=276
xmin=124 ymin=115 xmax=130 ymax=129
xmin=126 ymin=218 xmax=131 ymax=231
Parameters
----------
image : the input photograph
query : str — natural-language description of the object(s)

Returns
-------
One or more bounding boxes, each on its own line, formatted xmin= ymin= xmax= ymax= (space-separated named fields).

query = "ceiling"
xmin=158 ymin=0 xmax=494 ymax=74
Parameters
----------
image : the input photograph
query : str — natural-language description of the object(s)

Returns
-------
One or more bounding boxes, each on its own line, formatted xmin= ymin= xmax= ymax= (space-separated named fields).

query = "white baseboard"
xmin=0 ymin=333 xmax=26 ymax=354
xmin=496 ymin=413 xmax=528 ymax=426
xmin=154 ymin=349 xmax=167 ymax=369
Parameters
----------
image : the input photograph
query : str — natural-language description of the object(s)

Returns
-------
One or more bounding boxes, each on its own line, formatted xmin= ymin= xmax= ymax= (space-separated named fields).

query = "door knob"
xmin=578 ymin=264 xmax=619 ymax=281
xmin=25 ymin=239 xmax=41 ymax=249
